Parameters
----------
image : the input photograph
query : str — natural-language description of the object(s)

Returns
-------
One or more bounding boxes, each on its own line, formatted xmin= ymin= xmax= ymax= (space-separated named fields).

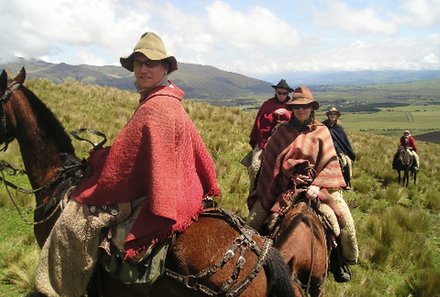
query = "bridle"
xmin=0 ymin=79 xmax=21 ymax=151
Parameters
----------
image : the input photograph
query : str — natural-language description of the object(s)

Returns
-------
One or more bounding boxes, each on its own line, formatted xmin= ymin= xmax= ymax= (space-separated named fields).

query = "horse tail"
xmin=264 ymin=248 xmax=296 ymax=297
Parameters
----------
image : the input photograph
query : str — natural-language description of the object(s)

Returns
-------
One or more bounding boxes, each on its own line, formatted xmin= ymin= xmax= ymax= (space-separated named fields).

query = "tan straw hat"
xmin=120 ymin=32 xmax=178 ymax=73
xmin=287 ymin=86 xmax=320 ymax=110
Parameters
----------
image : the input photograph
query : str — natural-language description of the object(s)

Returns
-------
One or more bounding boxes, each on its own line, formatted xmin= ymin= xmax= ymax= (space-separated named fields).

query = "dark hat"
xmin=120 ymin=32 xmax=178 ymax=73
xmin=271 ymin=79 xmax=293 ymax=92
xmin=286 ymin=86 xmax=320 ymax=110
xmin=326 ymin=106 xmax=341 ymax=116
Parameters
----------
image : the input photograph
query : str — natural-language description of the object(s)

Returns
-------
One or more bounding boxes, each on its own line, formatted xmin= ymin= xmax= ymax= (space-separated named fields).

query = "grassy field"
xmin=314 ymin=104 xmax=440 ymax=138
xmin=0 ymin=79 xmax=439 ymax=296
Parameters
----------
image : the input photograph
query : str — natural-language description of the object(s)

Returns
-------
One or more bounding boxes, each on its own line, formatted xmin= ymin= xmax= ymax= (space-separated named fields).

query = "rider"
xmin=247 ymin=86 xmax=358 ymax=283
xmin=322 ymin=107 xmax=356 ymax=189
xmin=35 ymin=32 xmax=221 ymax=296
xmin=400 ymin=129 xmax=419 ymax=170
xmin=247 ymin=79 xmax=293 ymax=193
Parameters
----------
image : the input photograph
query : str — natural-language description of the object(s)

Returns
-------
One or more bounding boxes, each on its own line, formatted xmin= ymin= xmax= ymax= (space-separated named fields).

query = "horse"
xmin=392 ymin=146 xmax=417 ymax=187
xmin=0 ymin=67 xmax=295 ymax=297
xmin=261 ymin=190 xmax=329 ymax=297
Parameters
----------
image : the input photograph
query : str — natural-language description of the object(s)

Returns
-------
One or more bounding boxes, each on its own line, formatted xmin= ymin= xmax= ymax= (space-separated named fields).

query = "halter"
xmin=0 ymin=80 xmax=21 ymax=151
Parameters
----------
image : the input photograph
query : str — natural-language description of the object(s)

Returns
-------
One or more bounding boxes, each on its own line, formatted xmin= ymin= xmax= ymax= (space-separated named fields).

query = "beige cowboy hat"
xmin=120 ymin=32 xmax=178 ymax=73
xmin=326 ymin=106 xmax=341 ymax=116
xmin=286 ymin=86 xmax=320 ymax=110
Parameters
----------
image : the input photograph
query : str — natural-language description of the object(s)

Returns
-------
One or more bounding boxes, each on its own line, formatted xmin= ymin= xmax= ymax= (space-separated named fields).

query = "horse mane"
xmin=276 ymin=205 xmax=324 ymax=244
xmin=20 ymin=86 xmax=74 ymax=154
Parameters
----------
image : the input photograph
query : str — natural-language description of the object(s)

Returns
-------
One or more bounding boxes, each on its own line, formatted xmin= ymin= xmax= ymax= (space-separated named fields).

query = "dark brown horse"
xmin=262 ymin=191 xmax=329 ymax=297
xmin=392 ymin=146 xmax=417 ymax=187
xmin=0 ymin=68 xmax=295 ymax=297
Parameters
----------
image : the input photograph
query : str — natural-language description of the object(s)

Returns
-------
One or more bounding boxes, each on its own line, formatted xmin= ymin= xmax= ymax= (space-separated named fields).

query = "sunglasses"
xmin=290 ymin=104 xmax=313 ymax=110
xmin=277 ymin=92 xmax=288 ymax=96
xmin=133 ymin=59 xmax=162 ymax=69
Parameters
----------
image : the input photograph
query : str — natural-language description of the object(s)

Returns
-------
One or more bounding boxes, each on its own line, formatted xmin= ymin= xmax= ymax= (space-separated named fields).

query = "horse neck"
xmin=10 ymin=90 xmax=75 ymax=191
xmin=399 ymin=149 xmax=411 ymax=166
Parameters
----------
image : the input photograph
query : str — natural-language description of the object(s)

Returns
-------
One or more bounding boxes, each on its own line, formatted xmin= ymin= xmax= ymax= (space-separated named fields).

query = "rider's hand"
xmin=306 ymin=185 xmax=320 ymax=200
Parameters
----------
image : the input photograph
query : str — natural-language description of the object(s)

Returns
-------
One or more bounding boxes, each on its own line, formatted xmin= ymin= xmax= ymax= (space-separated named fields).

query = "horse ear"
xmin=14 ymin=67 xmax=26 ymax=84
xmin=0 ymin=70 xmax=7 ymax=93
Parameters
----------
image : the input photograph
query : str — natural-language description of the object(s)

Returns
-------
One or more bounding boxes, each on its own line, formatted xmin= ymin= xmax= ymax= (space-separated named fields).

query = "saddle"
xmin=97 ymin=198 xmax=222 ymax=286
xmin=98 ymin=197 xmax=170 ymax=285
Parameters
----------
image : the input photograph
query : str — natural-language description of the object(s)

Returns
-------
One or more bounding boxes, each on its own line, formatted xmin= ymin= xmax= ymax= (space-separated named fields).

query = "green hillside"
xmin=0 ymin=79 xmax=439 ymax=296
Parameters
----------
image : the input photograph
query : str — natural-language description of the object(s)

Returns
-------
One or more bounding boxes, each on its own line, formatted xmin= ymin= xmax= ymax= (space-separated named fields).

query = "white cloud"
xmin=278 ymin=36 xmax=440 ymax=72
xmin=1 ymin=0 xmax=153 ymax=65
xmin=400 ymin=0 xmax=440 ymax=27
xmin=315 ymin=1 xmax=399 ymax=35
xmin=422 ymin=53 xmax=439 ymax=65
xmin=1 ymin=0 xmax=439 ymax=76
xmin=206 ymin=1 xmax=300 ymax=48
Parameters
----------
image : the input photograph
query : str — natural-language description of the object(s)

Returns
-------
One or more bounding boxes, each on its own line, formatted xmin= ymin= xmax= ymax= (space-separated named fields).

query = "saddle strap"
xmin=163 ymin=238 xmax=272 ymax=297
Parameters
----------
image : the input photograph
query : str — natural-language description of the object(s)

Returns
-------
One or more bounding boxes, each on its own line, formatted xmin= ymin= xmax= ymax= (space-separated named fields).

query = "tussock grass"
xmin=0 ymin=79 xmax=439 ymax=296
xmin=1 ymin=245 xmax=38 ymax=294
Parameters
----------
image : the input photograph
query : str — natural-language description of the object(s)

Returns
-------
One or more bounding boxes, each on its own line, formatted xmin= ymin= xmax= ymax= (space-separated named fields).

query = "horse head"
xmin=0 ymin=67 xmax=26 ymax=148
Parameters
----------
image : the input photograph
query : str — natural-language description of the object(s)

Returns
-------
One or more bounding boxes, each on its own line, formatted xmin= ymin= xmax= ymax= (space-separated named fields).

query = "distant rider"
xmin=247 ymin=79 xmax=293 ymax=193
xmin=400 ymin=129 xmax=419 ymax=170
xmin=322 ymin=107 xmax=356 ymax=189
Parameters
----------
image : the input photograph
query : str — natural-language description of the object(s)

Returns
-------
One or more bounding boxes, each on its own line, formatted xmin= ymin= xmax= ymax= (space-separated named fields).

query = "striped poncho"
xmin=248 ymin=118 xmax=346 ymax=213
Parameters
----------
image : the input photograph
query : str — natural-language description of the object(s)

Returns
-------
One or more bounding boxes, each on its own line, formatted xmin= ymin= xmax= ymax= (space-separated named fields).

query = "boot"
xmin=329 ymin=243 xmax=352 ymax=283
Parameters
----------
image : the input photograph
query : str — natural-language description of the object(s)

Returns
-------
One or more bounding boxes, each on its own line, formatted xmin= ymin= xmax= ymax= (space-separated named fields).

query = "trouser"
xmin=331 ymin=190 xmax=358 ymax=263
xmin=339 ymin=153 xmax=353 ymax=187
xmin=247 ymin=146 xmax=263 ymax=194
xmin=406 ymin=149 xmax=419 ymax=168
xmin=247 ymin=199 xmax=267 ymax=232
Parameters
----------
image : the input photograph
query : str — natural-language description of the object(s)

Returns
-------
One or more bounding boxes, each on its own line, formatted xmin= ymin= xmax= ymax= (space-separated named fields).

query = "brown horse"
xmin=0 ymin=68 xmax=295 ymax=297
xmin=262 ymin=191 xmax=329 ymax=297
xmin=392 ymin=146 xmax=417 ymax=187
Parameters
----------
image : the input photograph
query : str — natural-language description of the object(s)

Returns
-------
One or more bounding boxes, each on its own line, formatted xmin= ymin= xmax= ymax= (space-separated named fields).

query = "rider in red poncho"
xmin=247 ymin=79 xmax=293 ymax=193
xmin=36 ymin=32 xmax=221 ymax=297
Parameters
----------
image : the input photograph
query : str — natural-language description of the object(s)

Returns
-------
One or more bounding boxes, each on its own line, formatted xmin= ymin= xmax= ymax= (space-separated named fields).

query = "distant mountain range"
xmin=0 ymin=58 xmax=271 ymax=100
xmin=2 ymin=58 xmax=440 ymax=100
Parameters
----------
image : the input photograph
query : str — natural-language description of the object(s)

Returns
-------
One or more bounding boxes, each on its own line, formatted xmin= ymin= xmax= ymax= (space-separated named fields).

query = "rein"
xmin=0 ymin=155 xmax=88 ymax=225
xmin=163 ymin=207 xmax=273 ymax=297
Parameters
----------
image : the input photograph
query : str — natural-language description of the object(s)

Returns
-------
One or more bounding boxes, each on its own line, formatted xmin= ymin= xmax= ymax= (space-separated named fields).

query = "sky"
xmin=1 ymin=0 xmax=440 ymax=80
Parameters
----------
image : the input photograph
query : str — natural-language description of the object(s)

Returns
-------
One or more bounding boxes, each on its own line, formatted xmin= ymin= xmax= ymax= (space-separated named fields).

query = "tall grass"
xmin=0 ymin=79 xmax=439 ymax=296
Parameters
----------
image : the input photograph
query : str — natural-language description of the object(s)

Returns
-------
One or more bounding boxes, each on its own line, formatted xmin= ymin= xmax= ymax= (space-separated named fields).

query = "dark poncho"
xmin=322 ymin=119 xmax=356 ymax=161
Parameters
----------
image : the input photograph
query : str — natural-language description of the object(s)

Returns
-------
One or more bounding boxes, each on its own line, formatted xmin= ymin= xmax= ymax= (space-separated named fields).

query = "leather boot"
xmin=329 ymin=243 xmax=352 ymax=283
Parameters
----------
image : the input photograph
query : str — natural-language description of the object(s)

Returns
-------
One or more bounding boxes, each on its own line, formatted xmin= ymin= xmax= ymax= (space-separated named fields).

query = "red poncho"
xmin=71 ymin=83 xmax=220 ymax=257
xmin=248 ymin=119 xmax=345 ymax=213
xmin=249 ymin=97 xmax=292 ymax=149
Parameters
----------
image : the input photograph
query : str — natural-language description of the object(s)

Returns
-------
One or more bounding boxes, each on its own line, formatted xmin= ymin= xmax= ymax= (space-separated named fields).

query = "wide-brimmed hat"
xmin=287 ymin=86 xmax=320 ymax=110
xmin=120 ymin=32 xmax=178 ymax=73
xmin=271 ymin=79 xmax=294 ymax=92
xmin=404 ymin=129 xmax=411 ymax=134
xmin=326 ymin=106 xmax=341 ymax=116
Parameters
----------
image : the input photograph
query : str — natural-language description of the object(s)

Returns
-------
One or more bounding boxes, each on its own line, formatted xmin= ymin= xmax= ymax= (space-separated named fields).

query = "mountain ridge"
xmin=2 ymin=58 xmax=440 ymax=101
